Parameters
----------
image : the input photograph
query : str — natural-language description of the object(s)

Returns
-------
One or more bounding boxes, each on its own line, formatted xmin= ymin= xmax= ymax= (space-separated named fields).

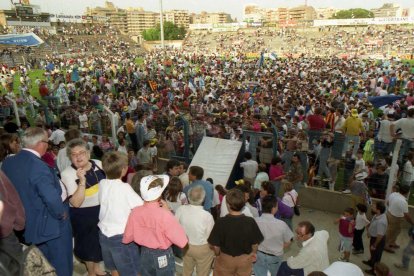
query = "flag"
xmin=148 ymin=80 xmax=157 ymax=92
xmin=368 ymin=95 xmax=404 ymax=108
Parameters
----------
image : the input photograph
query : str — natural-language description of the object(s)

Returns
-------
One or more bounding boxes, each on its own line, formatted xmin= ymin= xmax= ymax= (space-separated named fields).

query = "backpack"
xmin=0 ymin=245 xmax=56 ymax=276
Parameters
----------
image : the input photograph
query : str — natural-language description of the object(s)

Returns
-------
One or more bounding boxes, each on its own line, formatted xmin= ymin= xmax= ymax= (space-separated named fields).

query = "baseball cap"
xmin=140 ymin=175 xmax=169 ymax=201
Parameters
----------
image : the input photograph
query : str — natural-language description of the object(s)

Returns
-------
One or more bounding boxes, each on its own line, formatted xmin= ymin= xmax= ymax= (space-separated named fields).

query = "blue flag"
xmin=368 ymin=95 xmax=404 ymax=108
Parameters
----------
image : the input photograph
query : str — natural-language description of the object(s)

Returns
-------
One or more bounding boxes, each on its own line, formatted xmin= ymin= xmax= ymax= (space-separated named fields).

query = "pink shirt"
xmin=269 ymin=164 xmax=284 ymax=181
xmin=123 ymin=201 xmax=188 ymax=249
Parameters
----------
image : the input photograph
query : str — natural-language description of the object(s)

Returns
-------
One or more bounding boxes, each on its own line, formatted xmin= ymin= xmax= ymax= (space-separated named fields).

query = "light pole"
xmin=159 ymin=0 xmax=165 ymax=49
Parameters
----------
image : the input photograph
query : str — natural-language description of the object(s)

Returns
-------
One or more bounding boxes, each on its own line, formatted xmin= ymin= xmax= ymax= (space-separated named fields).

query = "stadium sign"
xmin=49 ymin=14 xmax=108 ymax=23
xmin=314 ymin=17 xmax=414 ymax=26
xmin=0 ymin=32 xmax=44 ymax=46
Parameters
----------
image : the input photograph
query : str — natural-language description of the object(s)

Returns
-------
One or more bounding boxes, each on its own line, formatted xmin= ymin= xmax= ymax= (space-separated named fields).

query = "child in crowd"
xmin=164 ymin=176 xmax=188 ymax=214
xmin=363 ymin=132 xmax=375 ymax=162
xmin=335 ymin=207 xmax=355 ymax=262
xmin=123 ymin=175 xmax=188 ymax=275
xmin=354 ymin=150 xmax=366 ymax=173
xmin=98 ymin=151 xmax=144 ymax=276
xmin=208 ymin=189 xmax=264 ymax=275
xmin=353 ymin=203 xmax=370 ymax=255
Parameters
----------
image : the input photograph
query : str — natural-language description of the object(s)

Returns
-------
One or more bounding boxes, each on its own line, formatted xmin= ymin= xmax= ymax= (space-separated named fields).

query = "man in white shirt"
xmin=175 ymin=186 xmax=215 ymax=276
xmin=254 ymin=196 xmax=293 ymax=276
xmin=240 ymin=152 xmax=258 ymax=185
xmin=391 ymin=108 xmax=414 ymax=163
xmin=384 ymin=185 xmax=414 ymax=253
xmin=49 ymin=125 xmax=65 ymax=146
xmin=377 ymin=114 xmax=394 ymax=157
xmin=277 ymin=221 xmax=329 ymax=276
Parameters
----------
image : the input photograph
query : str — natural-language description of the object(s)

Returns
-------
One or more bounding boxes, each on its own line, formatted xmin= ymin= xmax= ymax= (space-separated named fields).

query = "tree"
xmin=331 ymin=9 xmax=374 ymax=19
xmin=142 ymin=21 xmax=187 ymax=41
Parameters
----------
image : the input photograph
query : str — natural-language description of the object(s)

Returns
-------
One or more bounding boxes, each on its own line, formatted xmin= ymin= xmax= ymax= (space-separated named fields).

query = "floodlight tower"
xmin=159 ymin=0 xmax=165 ymax=49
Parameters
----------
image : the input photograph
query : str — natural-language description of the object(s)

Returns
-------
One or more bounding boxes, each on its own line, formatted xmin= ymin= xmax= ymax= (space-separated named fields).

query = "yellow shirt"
xmin=343 ymin=117 xmax=363 ymax=136
xmin=126 ymin=119 xmax=135 ymax=134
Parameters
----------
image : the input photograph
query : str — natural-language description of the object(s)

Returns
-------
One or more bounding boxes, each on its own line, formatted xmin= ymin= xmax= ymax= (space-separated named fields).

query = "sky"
xmin=1 ymin=1 xmax=413 ymax=21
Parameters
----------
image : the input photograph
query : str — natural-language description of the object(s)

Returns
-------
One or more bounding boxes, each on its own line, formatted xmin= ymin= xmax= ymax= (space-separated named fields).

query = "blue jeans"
xmin=281 ymin=216 xmax=293 ymax=230
xmin=99 ymin=231 xmax=140 ymax=275
xmin=272 ymin=180 xmax=281 ymax=197
xmin=332 ymin=132 xmax=345 ymax=159
xmin=399 ymin=138 xmax=413 ymax=164
xmin=254 ymin=251 xmax=282 ymax=276
xmin=298 ymin=152 xmax=308 ymax=184
xmin=317 ymin=147 xmax=331 ymax=179
xmin=342 ymin=135 xmax=360 ymax=157
xmin=308 ymin=130 xmax=322 ymax=150
xmin=140 ymin=246 xmax=175 ymax=276
xmin=402 ymin=239 xmax=414 ymax=269
xmin=282 ymin=151 xmax=294 ymax=172
xmin=276 ymin=261 xmax=304 ymax=276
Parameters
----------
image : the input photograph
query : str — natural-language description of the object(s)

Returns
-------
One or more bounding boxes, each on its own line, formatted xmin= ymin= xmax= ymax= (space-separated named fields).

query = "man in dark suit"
xmin=2 ymin=127 xmax=73 ymax=276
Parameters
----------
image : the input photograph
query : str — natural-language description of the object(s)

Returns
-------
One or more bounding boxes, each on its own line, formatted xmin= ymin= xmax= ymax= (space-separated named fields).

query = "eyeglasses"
xmin=70 ymin=150 xmax=87 ymax=158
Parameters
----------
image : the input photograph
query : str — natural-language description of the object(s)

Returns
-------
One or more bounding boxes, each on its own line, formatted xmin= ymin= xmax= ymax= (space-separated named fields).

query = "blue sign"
xmin=0 ymin=32 xmax=44 ymax=47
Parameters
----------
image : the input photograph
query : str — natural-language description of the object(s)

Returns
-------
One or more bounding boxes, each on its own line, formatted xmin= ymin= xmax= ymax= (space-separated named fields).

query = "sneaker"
xmin=342 ymin=189 xmax=351 ymax=194
xmin=394 ymin=263 xmax=408 ymax=271
xmin=338 ymin=256 xmax=348 ymax=262
xmin=362 ymin=260 xmax=372 ymax=267
xmin=352 ymin=249 xmax=364 ymax=255
xmin=313 ymin=176 xmax=321 ymax=180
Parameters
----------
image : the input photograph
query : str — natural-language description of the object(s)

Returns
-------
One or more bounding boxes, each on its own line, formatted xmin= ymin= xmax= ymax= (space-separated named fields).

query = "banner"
xmin=314 ymin=16 xmax=414 ymax=26
xmin=0 ymin=32 xmax=44 ymax=46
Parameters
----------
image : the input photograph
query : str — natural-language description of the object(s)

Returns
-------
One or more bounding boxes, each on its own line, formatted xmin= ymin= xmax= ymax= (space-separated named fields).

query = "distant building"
xmin=164 ymin=10 xmax=190 ymax=28
xmin=243 ymin=4 xmax=316 ymax=24
xmin=86 ymin=1 xmax=127 ymax=33
xmin=126 ymin=7 xmax=157 ymax=36
xmin=0 ymin=3 xmax=50 ymax=27
xmin=371 ymin=3 xmax=401 ymax=17
xmin=190 ymin=11 xmax=230 ymax=24
xmin=315 ymin=7 xmax=337 ymax=19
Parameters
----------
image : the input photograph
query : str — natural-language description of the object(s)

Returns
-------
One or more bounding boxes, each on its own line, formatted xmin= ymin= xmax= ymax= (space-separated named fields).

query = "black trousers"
xmin=368 ymin=236 xmax=386 ymax=267
xmin=0 ymin=232 xmax=23 ymax=276
xmin=353 ymin=228 xmax=365 ymax=251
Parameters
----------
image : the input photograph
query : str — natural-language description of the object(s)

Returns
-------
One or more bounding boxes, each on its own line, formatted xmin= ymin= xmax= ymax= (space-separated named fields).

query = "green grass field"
xmin=13 ymin=69 xmax=45 ymax=99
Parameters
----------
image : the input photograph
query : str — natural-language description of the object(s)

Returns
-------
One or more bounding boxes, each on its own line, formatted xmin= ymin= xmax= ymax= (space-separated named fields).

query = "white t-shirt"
xmin=254 ymin=172 xmax=270 ymax=190
xmin=240 ymin=159 xmax=258 ymax=179
xmin=387 ymin=192 xmax=408 ymax=217
xmin=61 ymin=159 xmax=103 ymax=208
xmin=402 ymin=160 xmax=414 ymax=182
xmin=212 ymin=189 xmax=220 ymax=207
xmin=49 ymin=129 xmax=65 ymax=145
xmin=323 ymin=262 xmax=364 ymax=276
xmin=394 ymin=117 xmax=414 ymax=140
xmin=98 ymin=179 xmax=143 ymax=237
xmin=355 ymin=212 xmax=370 ymax=230
xmin=282 ymin=190 xmax=298 ymax=208
xmin=175 ymin=204 xmax=214 ymax=246
xmin=220 ymin=195 xmax=253 ymax=217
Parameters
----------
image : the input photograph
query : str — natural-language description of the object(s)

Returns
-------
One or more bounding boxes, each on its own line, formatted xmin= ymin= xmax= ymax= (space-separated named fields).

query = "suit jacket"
xmin=2 ymin=149 xmax=65 ymax=244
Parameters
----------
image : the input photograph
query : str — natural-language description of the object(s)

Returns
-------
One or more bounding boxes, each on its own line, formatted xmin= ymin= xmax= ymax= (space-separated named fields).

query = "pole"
xmin=159 ymin=0 xmax=165 ymax=49
xmin=386 ymin=139 xmax=402 ymax=198
xmin=103 ymin=105 xmax=117 ymax=145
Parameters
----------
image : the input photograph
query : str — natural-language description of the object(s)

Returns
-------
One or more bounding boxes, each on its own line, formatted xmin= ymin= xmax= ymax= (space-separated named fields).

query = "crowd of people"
xmin=0 ymin=22 xmax=414 ymax=276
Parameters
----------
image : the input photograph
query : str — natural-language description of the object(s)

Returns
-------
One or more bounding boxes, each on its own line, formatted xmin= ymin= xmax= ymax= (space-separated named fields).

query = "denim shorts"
xmin=339 ymin=234 xmax=353 ymax=252
xmin=99 ymin=231 xmax=140 ymax=275
xmin=140 ymin=246 xmax=175 ymax=276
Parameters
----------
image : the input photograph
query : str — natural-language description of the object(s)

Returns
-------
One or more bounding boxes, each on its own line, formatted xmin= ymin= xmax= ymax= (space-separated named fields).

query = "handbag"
xmin=289 ymin=193 xmax=301 ymax=216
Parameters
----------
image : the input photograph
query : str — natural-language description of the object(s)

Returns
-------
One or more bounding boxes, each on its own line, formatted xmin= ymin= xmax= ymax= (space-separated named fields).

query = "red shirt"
xmin=39 ymin=85 xmax=49 ymax=97
xmin=339 ymin=217 xmax=355 ymax=238
xmin=307 ymin=115 xmax=326 ymax=130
